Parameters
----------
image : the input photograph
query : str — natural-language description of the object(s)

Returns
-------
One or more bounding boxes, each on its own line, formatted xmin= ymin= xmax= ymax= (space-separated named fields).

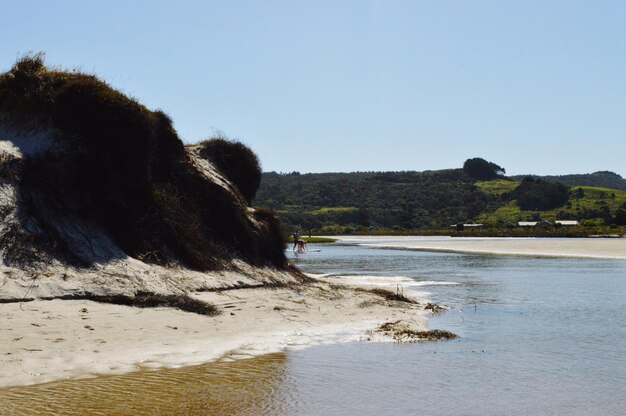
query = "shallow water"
xmin=1 ymin=353 xmax=291 ymax=416
xmin=3 ymin=241 xmax=626 ymax=415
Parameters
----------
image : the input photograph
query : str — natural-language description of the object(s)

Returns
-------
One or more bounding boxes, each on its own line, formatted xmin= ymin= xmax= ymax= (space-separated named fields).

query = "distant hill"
xmin=256 ymin=167 xmax=626 ymax=232
xmin=256 ymin=169 xmax=502 ymax=231
xmin=510 ymin=171 xmax=626 ymax=192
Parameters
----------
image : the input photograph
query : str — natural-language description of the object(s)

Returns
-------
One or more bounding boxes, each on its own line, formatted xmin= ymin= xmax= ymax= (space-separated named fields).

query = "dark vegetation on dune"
xmin=197 ymin=138 xmax=262 ymax=205
xmin=0 ymin=54 xmax=287 ymax=270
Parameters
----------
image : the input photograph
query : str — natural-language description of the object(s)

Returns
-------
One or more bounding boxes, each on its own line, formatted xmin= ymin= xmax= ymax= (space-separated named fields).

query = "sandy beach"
xmin=332 ymin=236 xmax=626 ymax=260
xmin=0 ymin=280 xmax=426 ymax=388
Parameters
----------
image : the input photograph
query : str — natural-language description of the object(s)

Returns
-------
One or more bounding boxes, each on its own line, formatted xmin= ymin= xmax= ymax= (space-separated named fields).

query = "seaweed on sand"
xmin=374 ymin=320 xmax=458 ymax=342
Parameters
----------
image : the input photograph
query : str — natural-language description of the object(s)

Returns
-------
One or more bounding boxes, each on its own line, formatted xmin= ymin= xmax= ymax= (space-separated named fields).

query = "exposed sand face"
xmin=332 ymin=236 xmax=626 ymax=260
xmin=0 ymin=281 xmax=426 ymax=388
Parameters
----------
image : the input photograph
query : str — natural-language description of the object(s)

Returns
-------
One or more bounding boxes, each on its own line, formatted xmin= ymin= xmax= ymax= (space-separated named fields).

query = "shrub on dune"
xmin=196 ymin=137 xmax=262 ymax=205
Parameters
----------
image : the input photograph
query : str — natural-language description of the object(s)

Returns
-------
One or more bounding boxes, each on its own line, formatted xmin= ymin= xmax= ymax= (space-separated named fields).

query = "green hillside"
xmin=510 ymin=171 xmax=626 ymax=192
xmin=255 ymin=161 xmax=626 ymax=235
xmin=256 ymin=169 xmax=503 ymax=232
xmin=474 ymin=179 xmax=518 ymax=196
xmin=477 ymin=186 xmax=626 ymax=226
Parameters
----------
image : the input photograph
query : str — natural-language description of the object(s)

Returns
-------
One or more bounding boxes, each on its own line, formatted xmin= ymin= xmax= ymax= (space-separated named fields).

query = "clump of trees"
xmin=509 ymin=177 xmax=570 ymax=211
xmin=613 ymin=204 xmax=626 ymax=225
xmin=463 ymin=158 xmax=506 ymax=180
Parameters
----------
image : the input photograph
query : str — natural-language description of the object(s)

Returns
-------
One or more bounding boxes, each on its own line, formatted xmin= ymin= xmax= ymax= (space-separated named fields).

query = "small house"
xmin=450 ymin=223 xmax=485 ymax=229
xmin=518 ymin=221 xmax=538 ymax=227
xmin=555 ymin=220 xmax=579 ymax=226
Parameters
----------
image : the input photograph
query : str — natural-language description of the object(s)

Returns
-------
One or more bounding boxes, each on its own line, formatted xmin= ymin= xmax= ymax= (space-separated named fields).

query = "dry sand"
xmin=0 ymin=280 xmax=426 ymax=388
xmin=332 ymin=236 xmax=626 ymax=260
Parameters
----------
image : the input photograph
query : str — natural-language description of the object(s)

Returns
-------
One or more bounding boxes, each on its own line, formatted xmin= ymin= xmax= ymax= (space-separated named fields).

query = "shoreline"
xmin=331 ymin=236 xmax=626 ymax=260
xmin=6 ymin=235 xmax=622 ymax=389
xmin=0 ymin=280 xmax=426 ymax=388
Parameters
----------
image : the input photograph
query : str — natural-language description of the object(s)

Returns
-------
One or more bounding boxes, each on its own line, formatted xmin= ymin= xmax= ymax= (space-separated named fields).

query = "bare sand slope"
xmin=333 ymin=236 xmax=626 ymax=259
xmin=0 ymin=281 xmax=426 ymax=388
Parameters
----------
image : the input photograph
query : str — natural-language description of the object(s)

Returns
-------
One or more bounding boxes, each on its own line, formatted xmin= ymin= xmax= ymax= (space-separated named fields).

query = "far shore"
xmin=330 ymin=235 xmax=626 ymax=260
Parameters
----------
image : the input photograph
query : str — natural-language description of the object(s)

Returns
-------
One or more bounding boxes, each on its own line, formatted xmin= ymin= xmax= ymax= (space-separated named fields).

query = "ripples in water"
xmin=1 ymin=354 xmax=292 ymax=416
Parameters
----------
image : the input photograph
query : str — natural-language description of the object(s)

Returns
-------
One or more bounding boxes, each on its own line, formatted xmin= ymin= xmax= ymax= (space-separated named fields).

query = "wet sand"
xmin=0 ymin=281 xmax=425 ymax=388
xmin=332 ymin=236 xmax=626 ymax=259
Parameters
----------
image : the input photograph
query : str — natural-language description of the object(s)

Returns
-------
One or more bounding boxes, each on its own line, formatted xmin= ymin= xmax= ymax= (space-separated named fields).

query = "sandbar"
xmin=332 ymin=236 xmax=626 ymax=260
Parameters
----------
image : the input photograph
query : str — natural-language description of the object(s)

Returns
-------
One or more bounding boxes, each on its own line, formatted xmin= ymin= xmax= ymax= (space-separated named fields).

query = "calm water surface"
xmin=3 ymin=241 xmax=625 ymax=415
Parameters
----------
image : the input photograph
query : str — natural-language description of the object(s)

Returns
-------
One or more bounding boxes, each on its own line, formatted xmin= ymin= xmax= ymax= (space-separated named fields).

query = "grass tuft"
xmin=355 ymin=287 xmax=417 ymax=304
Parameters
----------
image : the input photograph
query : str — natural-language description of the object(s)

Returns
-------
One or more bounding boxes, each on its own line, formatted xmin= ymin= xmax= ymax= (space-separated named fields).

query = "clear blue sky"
xmin=1 ymin=0 xmax=625 ymax=176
